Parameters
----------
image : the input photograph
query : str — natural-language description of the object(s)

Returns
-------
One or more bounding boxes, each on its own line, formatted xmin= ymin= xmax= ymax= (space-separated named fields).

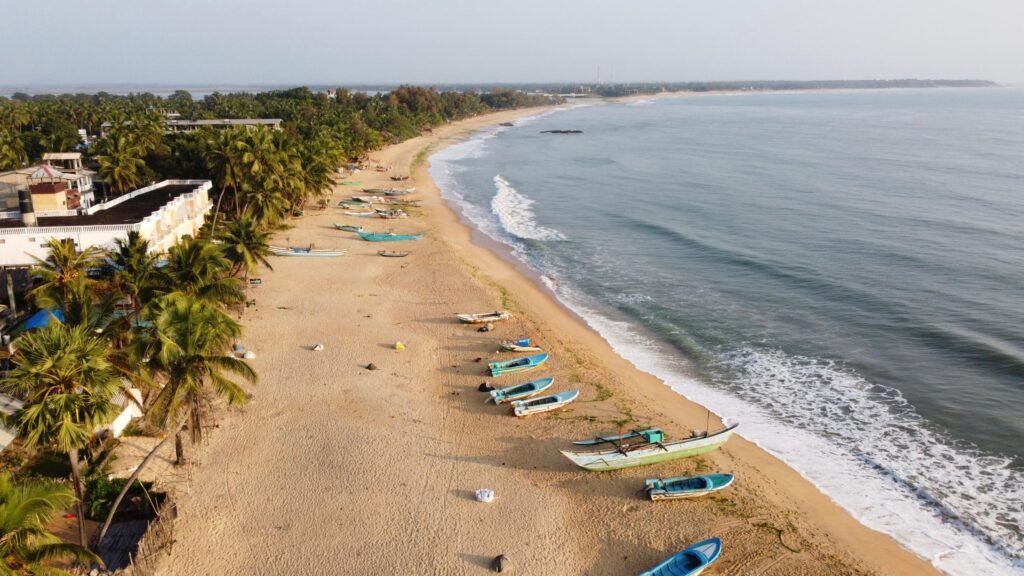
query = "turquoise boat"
xmin=512 ymin=389 xmax=579 ymax=417
xmin=358 ymin=231 xmax=424 ymax=242
xmin=488 ymin=377 xmax=554 ymax=404
xmin=561 ymin=422 xmax=738 ymax=471
xmin=488 ymin=353 xmax=549 ymax=377
xmin=644 ymin=474 xmax=735 ymax=501
xmin=640 ymin=538 xmax=722 ymax=576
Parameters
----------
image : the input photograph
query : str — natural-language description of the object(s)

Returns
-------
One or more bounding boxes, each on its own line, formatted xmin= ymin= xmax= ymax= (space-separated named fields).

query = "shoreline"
xmin=153 ymin=105 xmax=942 ymax=575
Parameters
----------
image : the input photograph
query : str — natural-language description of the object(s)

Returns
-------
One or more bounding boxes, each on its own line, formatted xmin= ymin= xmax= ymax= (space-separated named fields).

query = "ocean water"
xmin=430 ymin=89 xmax=1024 ymax=575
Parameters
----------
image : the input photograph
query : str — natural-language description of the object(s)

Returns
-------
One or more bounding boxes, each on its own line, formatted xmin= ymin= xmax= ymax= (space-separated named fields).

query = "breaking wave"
xmin=490 ymin=175 xmax=566 ymax=241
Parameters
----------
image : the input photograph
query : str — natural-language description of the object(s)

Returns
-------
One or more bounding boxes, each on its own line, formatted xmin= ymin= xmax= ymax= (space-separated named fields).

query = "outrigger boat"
xmin=489 ymin=353 xmax=548 ymax=377
xmin=561 ymin=422 xmax=738 ymax=471
xmin=269 ymin=246 xmax=346 ymax=258
xmin=488 ymin=377 xmax=554 ymax=404
xmin=333 ymin=223 xmax=364 ymax=232
xmin=644 ymin=474 xmax=735 ymax=501
xmin=640 ymin=538 xmax=722 ymax=576
xmin=358 ymin=231 xmax=424 ymax=242
xmin=456 ymin=311 xmax=510 ymax=324
xmin=512 ymin=389 xmax=579 ymax=417
xmin=571 ymin=427 xmax=663 ymax=446
xmin=500 ymin=338 xmax=542 ymax=352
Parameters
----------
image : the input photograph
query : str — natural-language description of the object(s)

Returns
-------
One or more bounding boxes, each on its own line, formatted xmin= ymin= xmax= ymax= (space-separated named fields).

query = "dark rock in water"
xmin=478 ymin=382 xmax=494 ymax=392
xmin=491 ymin=554 xmax=510 ymax=572
xmin=366 ymin=363 xmax=378 ymax=371
xmin=540 ymin=129 xmax=583 ymax=134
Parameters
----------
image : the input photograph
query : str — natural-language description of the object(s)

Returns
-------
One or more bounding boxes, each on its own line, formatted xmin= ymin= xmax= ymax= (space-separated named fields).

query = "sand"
xmin=151 ymin=107 xmax=942 ymax=575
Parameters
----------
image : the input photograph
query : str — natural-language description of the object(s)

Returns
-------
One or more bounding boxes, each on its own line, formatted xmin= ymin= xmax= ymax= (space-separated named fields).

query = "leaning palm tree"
xmin=0 ymin=473 xmax=102 ymax=574
xmin=203 ymin=127 xmax=248 ymax=235
xmin=157 ymin=237 xmax=243 ymax=307
xmin=95 ymin=295 xmax=256 ymax=547
xmin=2 ymin=323 xmax=121 ymax=546
xmin=96 ymin=134 xmax=145 ymax=195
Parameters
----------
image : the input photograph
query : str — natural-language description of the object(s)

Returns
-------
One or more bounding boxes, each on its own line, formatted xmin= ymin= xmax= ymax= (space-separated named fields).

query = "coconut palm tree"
xmin=218 ymin=217 xmax=273 ymax=278
xmin=1 ymin=323 xmax=122 ymax=546
xmin=0 ymin=473 xmax=102 ymax=574
xmin=0 ymin=128 xmax=27 ymax=171
xmin=96 ymin=134 xmax=145 ymax=195
xmin=157 ymin=237 xmax=243 ymax=307
xmin=204 ymin=127 xmax=248 ymax=236
xmin=106 ymin=231 xmax=161 ymax=323
xmin=28 ymin=239 xmax=101 ymax=321
xmin=95 ymin=294 xmax=255 ymax=548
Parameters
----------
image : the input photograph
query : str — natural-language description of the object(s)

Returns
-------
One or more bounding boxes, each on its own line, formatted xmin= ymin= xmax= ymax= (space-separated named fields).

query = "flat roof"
xmin=0 ymin=183 xmax=197 ymax=229
xmin=42 ymin=152 xmax=82 ymax=160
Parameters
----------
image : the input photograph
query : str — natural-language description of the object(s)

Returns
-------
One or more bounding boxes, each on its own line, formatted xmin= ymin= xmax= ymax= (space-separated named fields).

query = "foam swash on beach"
xmin=431 ymin=89 xmax=1024 ymax=575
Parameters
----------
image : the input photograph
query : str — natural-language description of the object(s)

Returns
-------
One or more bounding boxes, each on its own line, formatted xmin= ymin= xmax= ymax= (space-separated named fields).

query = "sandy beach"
xmin=150 ymin=106 xmax=943 ymax=575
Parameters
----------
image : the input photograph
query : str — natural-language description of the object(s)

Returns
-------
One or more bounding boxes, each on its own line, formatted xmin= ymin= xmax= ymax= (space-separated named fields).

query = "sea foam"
xmin=490 ymin=175 xmax=566 ymax=241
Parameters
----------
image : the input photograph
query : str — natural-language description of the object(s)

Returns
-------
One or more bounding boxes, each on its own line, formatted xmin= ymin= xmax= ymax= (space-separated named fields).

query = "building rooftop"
xmin=0 ymin=183 xmax=196 ymax=229
xmin=42 ymin=152 xmax=83 ymax=161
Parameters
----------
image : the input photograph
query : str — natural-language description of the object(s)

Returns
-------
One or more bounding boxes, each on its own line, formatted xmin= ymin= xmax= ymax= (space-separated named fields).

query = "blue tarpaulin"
xmin=22 ymin=309 xmax=65 ymax=331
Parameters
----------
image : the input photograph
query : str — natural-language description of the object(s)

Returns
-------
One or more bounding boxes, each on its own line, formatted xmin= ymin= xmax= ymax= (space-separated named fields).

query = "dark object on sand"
xmin=491 ymin=554 xmax=511 ymax=572
xmin=540 ymin=130 xmax=583 ymax=134
xmin=478 ymin=382 xmax=494 ymax=392
xmin=477 ymin=323 xmax=494 ymax=333
xmin=366 ymin=363 xmax=378 ymax=371
xmin=474 ymin=357 xmax=483 ymax=363
xmin=500 ymin=122 xmax=514 ymax=127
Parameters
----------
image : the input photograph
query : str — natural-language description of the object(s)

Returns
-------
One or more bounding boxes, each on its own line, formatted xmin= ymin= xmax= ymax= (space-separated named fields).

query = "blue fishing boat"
xmin=640 ymin=538 xmax=722 ymax=576
xmin=488 ymin=377 xmax=554 ymax=404
xmin=644 ymin=474 xmax=735 ymax=501
xmin=358 ymin=231 xmax=424 ymax=242
xmin=512 ymin=389 xmax=579 ymax=417
xmin=488 ymin=353 xmax=549 ymax=377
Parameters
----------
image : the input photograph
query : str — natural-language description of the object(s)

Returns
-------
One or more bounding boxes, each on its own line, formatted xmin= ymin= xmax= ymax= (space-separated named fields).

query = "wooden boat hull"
xmin=333 ymin=224 xmax=364 ymax=232
xmin=344 ymin=211 xmax=377 ymax=217
xmin=489 ymin=377 xmax=554 ymax=404
xmin=378 ymin=251 xmax=408 ymax=257
xmin=457 ymin=311 xmax=510 ymax=324
xmin=488 ymin=353 xmax=548 ymax=377
xmin=512 ymin=389 xmax=579 ymax=417
xmin=561 ymin=424 xmax=738 ymax=471
xmin=269 ymin=246 xmax=346 ymax=258
xmin=645 ymin=474 xmax=734 ymax=501
xmin=640 ymin=538 xmax=722 ymax=576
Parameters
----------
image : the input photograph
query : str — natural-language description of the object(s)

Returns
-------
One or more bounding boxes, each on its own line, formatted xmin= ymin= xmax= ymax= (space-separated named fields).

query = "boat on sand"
xmin=512 ymin=389 xmax=579 ymax=417
xmin=488 ymin=377 xmax=554 ymax=404
xmin=500 ymin=338 xmax=542 ymax=352
xmin=640 ymin=538 xmax=722 ymax=576
xmin=269 ymin=246 xmax=346 ymax=258
xmin=644 ymin=474 xmax=735 ymax=501
xmin=378 ymin=250 xmax=409 ymax=258
xmin=358 ymin=231 xmax=423 ymax=242
xmin=333 ymin=223 xmax=364 ymax=232
xmin=456 ymin=311 xmax=510 ymax=324
xmin=560 ymin=422 xmax=738 ymax=471
xmin=489 ymin=353 xmax=548 ymax=376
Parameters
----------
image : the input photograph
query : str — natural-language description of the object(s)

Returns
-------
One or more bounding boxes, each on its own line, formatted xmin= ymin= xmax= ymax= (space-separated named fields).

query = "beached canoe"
xmin=358 ymin=231 xmax=424 ymax=242
xmin=640 ymin=538 xmax=722 ymax=576
xmin=500 ymin=338 xmax=542 ymax=352
xmin=344 ymin=211 xmax=378 ymax=217
xmin=384 ymin=187 xmax=415 ymax=195
xmin=489 ymin=353 xmax=549 ymax=377
xmin=644 ymin=474 xmax=735 ymax=501
xmin=378 ymin=250 xmax=409 ymax=257
xmin=512 ymin=389 xmax=579 ymax=417
xmin=457 ymin=311 xmax=510 ymax=324
xmin=390 ymin=175 xmax=409 ymax=181
xmin=376 ymin=209 xmax=407 ymax=219
xmin=488 ymin=377 xmax=554 ymax=404
xmin=333 ymin=223 xmax=364 ymax=232
xmin=560 ymin=423 xmax=738 ymax=471
xmin=269 ymin=246 xmax=346 ymax=258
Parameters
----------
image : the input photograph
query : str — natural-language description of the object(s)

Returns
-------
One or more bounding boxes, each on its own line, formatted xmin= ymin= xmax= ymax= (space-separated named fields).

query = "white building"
xmin=0 ymin=179 xmax=213 ymax=268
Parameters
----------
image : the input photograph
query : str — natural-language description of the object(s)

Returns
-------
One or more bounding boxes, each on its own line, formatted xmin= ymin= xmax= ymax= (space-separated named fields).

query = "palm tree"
xmin=0 ymin=128 xmax=27 ymax=171
xmin=204 ymin=127 xmax=248 ymax=235
xmin=97 ymin=134 xmax=145 ymax=195
xmin=28 ymin=239 xmax=101 ymax=322
xmin=0 ymin=473 xmax=102 ymax=574
xmin=218 ymin=217 xmax=273 ymax=278
xmin=2 ymin=323 xmax=121 ymax=546
xmin=158 ymin=237 xmax=243 ymax=307
xmin=106 ymin=231 xmax=161 ymax=323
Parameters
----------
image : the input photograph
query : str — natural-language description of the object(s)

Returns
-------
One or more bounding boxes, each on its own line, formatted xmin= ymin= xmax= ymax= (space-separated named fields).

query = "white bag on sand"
xmin=243 ymin=351 xmax=256 ymax=359
xmin=475 ymin=488 xmax=495 ymax=503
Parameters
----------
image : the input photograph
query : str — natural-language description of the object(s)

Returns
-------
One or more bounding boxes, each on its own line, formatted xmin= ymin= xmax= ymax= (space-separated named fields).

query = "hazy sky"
xmin=2 ymin=0 xmax=1022 ymax=86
